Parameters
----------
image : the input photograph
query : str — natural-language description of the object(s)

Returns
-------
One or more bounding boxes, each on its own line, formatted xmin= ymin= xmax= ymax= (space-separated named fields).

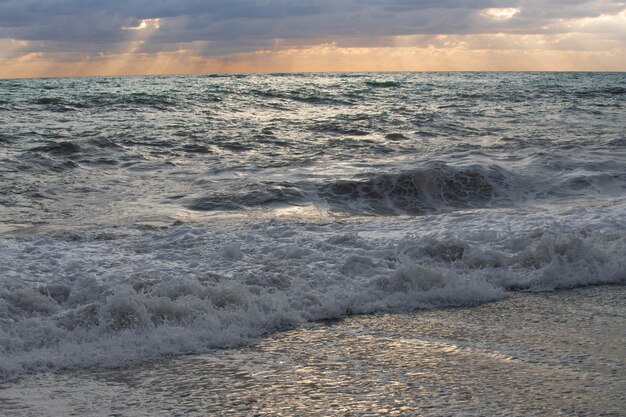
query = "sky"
xmin=0 ymin=0 xmax=625 ymax=77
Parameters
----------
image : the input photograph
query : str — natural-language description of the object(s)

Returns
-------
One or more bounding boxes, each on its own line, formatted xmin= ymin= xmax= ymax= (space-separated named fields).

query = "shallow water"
xmin=1 ymin=286 xmax=624 ymax=416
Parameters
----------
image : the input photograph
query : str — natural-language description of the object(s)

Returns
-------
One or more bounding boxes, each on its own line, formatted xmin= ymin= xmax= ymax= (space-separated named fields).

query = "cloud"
xmin=0 ymin=0 xmax=625 ymax=75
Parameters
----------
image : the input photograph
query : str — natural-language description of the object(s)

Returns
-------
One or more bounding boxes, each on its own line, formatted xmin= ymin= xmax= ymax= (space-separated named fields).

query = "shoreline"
xmin=2 ymin=284 xmax=624 ymax=416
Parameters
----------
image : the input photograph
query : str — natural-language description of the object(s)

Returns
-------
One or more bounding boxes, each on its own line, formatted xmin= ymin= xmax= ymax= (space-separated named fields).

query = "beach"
xmin=2 ymin=285 xmax=624 ymax=416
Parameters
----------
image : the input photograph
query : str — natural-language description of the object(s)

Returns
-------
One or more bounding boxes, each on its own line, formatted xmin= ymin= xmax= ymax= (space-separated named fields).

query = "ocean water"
xmin=2 ymin=286 xmax=624 ymax=416
xmin=0 ymin=72 xmax=625 ymax=384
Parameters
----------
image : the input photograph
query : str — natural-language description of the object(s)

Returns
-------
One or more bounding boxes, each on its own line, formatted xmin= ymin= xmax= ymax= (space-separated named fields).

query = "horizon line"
xmin=2 ymin=69 xmax=625 ymax=81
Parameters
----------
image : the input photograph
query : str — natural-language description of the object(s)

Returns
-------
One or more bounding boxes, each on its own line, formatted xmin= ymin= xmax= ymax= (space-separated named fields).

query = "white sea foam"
xmin=0 ymin=200 xmax=624 ymax=381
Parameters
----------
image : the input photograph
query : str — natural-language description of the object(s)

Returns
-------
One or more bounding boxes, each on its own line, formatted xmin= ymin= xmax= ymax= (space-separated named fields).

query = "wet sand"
xmin=1 ymin=285 xmax=624 ymax=416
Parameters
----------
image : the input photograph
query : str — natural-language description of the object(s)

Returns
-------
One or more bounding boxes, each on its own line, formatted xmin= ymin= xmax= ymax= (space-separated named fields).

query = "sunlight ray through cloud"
xmin=124 ymin=18 xmax=161 ymax=31
xmin=480 ymin=8 xmax=521 ymax=20
xmin=0 ymin=1 xmax=625 ymax=76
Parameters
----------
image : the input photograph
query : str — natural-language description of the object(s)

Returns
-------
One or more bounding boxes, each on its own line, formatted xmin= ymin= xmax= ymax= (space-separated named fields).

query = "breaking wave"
xmin=186 ymin=162 xmax=625 ymax=215
xmin=322 ymin=163 xmax=511 ymax=214
xmin=0 ymin=202 xmax=624 ymax=381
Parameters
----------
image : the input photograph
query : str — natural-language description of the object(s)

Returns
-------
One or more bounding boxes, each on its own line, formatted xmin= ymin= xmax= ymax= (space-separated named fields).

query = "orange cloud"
xmin=1 ymin=8 xmax=625 ymax=78
xmin=2 ymin=40 xmax=624 ymax=79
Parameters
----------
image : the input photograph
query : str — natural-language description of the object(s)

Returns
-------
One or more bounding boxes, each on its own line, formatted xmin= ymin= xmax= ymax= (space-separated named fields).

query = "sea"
xmin=0 ymin=72 xmax=625 ymax=415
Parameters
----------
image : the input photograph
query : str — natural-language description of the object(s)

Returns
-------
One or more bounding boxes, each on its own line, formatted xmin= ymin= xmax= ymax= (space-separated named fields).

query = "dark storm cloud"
xmin=0 ymin=0 xmax=624 ymax=56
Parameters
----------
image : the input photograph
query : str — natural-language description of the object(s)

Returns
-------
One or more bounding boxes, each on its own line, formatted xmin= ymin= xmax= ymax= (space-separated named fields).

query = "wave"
xmin=322 ymin=163 xmax=511 ymax=214
xmin=184 ymin=161 xmax=625 ymax=216
xmin=100 ymin=92 xmax=177 ymax=109
xmin=22 ymin=139 xmax=124 ymax=168
xmin=31 ymin=93 xmax=179 ymax=111
xmin=313 ymin=121 xmax=370 ymax=136
xmin=186 ymin=164 xmax=511 ymax=215
xmin=251 ymin=89 xmax=354 ymax=106
xmin=385 ymin=133 xmax=409 ymax=141
xmin=34 ymin=97 xmax=65 ymax=105
xmin=28 ymin=141 xmax=82 ymax=156
xmin=1 ymin=202 xmax=624 ymax=381
xmin=188 ymin=182 xmax=308 ymax=211
xmin=574 ymin=86 xmax=626 ymax=98
xmin=365 ymin=80 xmax=401 ymax=88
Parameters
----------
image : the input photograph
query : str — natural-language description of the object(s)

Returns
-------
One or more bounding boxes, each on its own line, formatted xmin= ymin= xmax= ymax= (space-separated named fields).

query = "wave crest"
xmin=323 ymin=163 xmax=509 ymax=214
xmin=1 ymin=203 xmax=624 ymax=380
